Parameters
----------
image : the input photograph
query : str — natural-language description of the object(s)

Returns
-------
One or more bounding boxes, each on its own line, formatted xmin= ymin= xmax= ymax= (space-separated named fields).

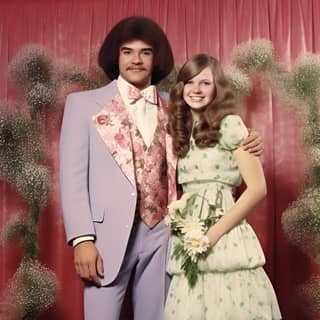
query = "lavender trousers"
xmin=84 ymin=220 xmax=171 ymax=320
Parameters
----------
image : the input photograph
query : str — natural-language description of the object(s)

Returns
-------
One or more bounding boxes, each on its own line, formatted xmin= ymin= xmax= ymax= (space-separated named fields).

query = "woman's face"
xmin=183 ymin=66 xmax=215 ymax=113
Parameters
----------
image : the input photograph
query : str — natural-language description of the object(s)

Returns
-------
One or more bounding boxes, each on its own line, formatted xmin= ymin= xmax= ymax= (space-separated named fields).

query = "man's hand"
xmin=74 ymin=241 xmax=104 ymax=286
xmin=241 ymin=129 xmax=263 ymax=156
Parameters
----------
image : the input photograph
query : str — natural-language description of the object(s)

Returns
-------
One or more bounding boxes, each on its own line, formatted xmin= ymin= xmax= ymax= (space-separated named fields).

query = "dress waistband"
xmin=182 ymin=180 xmax=233 ymax=193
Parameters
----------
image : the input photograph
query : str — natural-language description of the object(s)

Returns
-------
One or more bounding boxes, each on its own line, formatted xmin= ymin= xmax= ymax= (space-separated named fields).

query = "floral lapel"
xmin=92 ymin=94 xmax=135 ymax=187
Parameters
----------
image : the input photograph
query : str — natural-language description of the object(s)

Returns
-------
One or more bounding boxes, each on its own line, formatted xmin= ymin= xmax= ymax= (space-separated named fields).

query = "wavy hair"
xmin=167 ymin=54 xmax=239 ymax=157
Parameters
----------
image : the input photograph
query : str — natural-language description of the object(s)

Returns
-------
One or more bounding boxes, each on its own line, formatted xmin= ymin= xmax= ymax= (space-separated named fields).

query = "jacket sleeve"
xmin=59 ymin=93 xmax=96 ymax=245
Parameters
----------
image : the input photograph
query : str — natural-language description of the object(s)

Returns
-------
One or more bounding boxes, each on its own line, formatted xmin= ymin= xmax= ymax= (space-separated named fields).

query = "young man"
xmin=59 ymin=16 xmax=262 ymax=320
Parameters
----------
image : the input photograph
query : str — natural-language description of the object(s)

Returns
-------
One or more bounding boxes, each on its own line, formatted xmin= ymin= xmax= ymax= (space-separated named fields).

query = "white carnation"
xmin=180 ymin=216 xmax=204 ymax=234
xmin=183 ymin=229 xmax=210 ymax=262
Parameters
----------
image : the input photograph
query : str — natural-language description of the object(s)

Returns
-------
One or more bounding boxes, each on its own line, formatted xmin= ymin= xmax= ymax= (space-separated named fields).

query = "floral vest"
xmin=93 ymin=93 xmax=176 ymax=228
xmin=130 ymin=100 xmax=168 ymax=227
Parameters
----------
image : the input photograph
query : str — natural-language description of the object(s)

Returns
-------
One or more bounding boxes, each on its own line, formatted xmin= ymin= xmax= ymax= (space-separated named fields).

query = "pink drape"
xmin=1 ymin=1 xmax=319 ymax=319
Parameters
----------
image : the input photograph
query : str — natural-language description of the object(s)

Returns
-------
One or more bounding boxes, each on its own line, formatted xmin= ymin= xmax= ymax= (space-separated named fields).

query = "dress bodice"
xmin=177 ymin=115 xmax=249 ymax=189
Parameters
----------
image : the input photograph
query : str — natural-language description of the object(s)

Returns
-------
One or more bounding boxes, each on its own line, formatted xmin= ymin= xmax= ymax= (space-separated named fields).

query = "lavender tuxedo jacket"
xmin=59 ymin=80 xmax=176 ymax=286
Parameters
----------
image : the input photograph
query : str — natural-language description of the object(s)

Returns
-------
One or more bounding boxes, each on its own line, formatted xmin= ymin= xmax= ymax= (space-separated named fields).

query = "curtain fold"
xmin=1 ymin=1 xmax=319 ymax=319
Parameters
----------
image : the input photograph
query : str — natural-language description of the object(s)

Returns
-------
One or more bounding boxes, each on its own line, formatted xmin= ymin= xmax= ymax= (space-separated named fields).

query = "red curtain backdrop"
xmin=1 ymin=0 xmax=319 ymax=319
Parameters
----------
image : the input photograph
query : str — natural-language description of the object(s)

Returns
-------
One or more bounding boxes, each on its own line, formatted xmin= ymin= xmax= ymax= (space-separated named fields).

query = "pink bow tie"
xmin=127 ymin=85 xmax=158 ymax=105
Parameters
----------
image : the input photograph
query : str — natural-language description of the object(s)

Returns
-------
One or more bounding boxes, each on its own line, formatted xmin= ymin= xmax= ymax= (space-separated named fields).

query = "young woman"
xmin=164 ymin=54 xmax=281 ymax=319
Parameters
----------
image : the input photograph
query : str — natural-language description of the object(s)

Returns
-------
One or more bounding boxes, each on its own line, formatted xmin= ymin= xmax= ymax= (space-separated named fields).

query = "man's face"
xmin=119 ymin=39 xmax=154 ymax=90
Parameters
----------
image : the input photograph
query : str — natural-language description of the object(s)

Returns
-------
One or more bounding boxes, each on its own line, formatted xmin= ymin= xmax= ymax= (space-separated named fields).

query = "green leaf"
xmin=172 ymin=243 xmax=184 ymax=260
xmin=181 ymin=256 xmax=200 ymax=288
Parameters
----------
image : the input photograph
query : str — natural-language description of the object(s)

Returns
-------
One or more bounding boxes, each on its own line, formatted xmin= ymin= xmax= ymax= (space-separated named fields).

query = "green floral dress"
xmin=164 ymin=115 xmax=281 ymax=320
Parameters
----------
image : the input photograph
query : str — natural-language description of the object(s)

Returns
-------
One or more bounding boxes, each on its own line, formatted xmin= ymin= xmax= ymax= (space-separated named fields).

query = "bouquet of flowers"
xmin=165 ymin=190 xmax=224 ymax=288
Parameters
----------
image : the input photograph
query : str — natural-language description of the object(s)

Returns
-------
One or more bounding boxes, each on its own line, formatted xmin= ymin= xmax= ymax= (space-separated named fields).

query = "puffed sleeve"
xmin=219 ymin=115 xmax=248 ymax=150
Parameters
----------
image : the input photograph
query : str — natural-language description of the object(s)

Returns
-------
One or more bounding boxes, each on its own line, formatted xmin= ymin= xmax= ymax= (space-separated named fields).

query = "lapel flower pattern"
xmin=92 ymin=94 xmax=135 ymax=186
